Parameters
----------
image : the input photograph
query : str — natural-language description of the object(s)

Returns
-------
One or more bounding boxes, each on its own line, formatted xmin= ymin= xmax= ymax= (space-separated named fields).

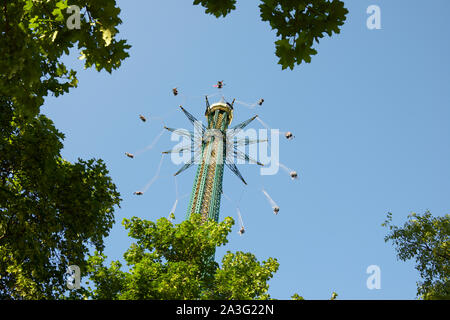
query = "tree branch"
xmin=3 ymin=0 xmax=9 ymax=36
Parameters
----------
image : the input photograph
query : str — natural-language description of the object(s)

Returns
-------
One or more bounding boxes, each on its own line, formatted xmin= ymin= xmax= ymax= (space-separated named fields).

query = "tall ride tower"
xmin=187 ymin=100 xmax=233 ymax=221
xmin=164 ymin=96 xmax=262 ymax=223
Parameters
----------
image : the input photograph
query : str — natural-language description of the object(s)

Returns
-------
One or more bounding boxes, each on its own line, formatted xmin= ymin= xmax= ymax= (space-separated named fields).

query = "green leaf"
xmin=259 ymin=0 xmax=348 ymax=69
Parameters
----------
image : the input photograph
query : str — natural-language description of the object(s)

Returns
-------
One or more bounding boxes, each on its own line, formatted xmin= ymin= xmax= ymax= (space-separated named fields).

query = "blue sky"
xmin=42 ymin=0 xmax=450 ymax=299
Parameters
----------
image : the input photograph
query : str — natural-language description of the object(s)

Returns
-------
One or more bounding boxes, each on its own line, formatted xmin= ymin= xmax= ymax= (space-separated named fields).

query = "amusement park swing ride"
xmin=125 ymin=81 xmax=298 ymax=235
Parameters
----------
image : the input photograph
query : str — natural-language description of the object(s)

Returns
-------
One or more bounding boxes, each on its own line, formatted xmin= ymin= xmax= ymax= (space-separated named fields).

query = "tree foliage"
xmin=193 ymin=0 xmax=237 ymax=18
xmin=383 ymin=211 xmax=450 ymax=300
xmin=0 ymin=98 xmax=121 ymax=299
xmin=194 ymin=0 xmax=348 ymax=69
xmin=0 ymin=0 xmax=131 ymax=118
xmin=1 ymin=1 xmax=127 ymax=299
xmin=85 ymin=214 xmax=280 ymax=300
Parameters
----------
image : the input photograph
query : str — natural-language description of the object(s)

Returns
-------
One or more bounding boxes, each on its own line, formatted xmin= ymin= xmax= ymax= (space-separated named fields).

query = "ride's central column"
xmin=187 ymin=101 xmax=233 ymax=222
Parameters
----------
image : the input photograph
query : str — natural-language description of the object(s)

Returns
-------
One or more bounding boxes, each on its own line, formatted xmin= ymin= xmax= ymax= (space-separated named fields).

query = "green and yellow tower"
xmin=164 ymin=96 xmax=262 ymax=224
xmin=187 ymin=100 xmax=233 ymax=221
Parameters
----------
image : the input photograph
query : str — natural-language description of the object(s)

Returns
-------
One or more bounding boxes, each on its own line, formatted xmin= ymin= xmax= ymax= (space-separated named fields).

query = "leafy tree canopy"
xmin=193 ymin=0 xmax=237 ymax=18
xmin=383 ymin=211 xmax=450 ymax=300
xmin=0 ymin=98 xmax=121 ymax=299
xmin=194 ymin=0 xmax=348 ymax=69
xmin=85 ymin=214 xmax=281 ymax=300
xmin=0 ymin=0 xmax=131 ymax=118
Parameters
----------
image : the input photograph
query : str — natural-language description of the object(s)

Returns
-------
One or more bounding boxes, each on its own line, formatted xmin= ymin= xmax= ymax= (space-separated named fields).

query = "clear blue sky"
xmin=42 ymin=0 xmax=450 ymax=299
